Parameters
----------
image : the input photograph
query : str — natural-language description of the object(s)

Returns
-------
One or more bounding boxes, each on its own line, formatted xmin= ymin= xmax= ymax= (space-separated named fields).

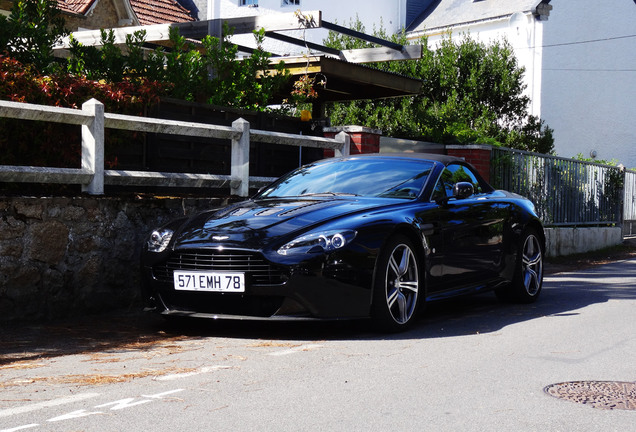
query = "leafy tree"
xmin=324 ymin=21 xmax=554 ymax=154
xmin=0 ymin=0 xmax=67 ymax=73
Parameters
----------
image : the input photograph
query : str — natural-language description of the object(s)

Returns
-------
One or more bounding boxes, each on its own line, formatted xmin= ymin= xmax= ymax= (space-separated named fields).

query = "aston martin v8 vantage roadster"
xmin=141 ymin=153 xmax=545 ymax=331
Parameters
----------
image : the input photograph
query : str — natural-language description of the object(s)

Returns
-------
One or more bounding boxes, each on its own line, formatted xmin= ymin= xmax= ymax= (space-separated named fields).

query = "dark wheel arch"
xmin=496 ymin=226 xmax=544 ymax=303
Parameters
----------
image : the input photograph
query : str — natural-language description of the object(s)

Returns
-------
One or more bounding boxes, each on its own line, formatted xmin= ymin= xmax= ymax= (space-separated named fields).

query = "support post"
xmin=334 ymin=131 xmax=350 ymax=157
xmin=231 ymin=118 xmax=250 ymax=197
xmin=81 ymin=99 xmax=105 ymax=194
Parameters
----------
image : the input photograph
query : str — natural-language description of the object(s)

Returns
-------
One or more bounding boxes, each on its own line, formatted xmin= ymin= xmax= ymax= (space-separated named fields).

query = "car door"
xmin=427 ymin=163 xmax=508 ymax=294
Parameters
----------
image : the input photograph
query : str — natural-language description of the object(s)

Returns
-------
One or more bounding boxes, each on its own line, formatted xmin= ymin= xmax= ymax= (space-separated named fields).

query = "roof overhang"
xmin=270 ymin=55 xmax=422 ymax=103
xmin=54 ymin=10 xmax=423 ymax=105
xmin=58 ymin=10 xmax=422 ymax=61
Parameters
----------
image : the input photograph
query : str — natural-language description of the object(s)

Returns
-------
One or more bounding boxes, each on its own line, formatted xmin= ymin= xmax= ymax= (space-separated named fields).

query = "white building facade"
xmin=540 ymin=0 xmax=636 ymax=166
xmin=188 ymin=0 xmax=411 ymax=56
xmin=192 ymin=0 xmax=407 ymax=30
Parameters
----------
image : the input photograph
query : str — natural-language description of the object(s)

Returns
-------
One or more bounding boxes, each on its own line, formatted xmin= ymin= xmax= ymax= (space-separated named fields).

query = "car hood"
xmin=174 ymin=197 xmax=394 ymax=249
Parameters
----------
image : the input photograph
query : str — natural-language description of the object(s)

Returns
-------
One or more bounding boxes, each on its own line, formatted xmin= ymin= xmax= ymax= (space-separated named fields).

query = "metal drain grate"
xmin=544 ymin=381 xmax=636 ymax=410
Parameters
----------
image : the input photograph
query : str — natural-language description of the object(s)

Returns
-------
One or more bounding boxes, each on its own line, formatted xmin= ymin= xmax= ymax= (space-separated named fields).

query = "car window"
xmin=256 ymin=158 xmax=434 ymax=200
xmin=432 ymin=163 xmax=484 ymax=201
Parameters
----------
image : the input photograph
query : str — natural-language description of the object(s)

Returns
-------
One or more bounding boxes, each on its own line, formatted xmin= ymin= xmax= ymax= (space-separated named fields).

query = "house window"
xmin=239 ymin=0 xmax=258 ymax=6
xmin=282 ymin=0 xmax=300 ymax=5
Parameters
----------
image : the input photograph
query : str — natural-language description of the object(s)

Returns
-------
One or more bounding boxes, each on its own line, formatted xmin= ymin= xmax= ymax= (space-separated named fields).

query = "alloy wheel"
xmin=522 ymin=234 xmax=543 ymax=296
xmin=385 ymin=243 xmax=419 ymax=324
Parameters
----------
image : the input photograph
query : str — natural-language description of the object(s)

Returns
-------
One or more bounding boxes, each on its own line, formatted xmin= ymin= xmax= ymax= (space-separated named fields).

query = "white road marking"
xmin=95 ymin=398 xmax=152 ymax=411
xmin=267 ymin=344 xmax=324 ymax=356
xmin=141 ymin=389 xmax=186 ymax=398
xmin=0 ymin=424 xmax=39 ymax=432
xmin=47 ymin=409 xmax=103 ymax=422
xmin=0 ymin=393 xmax=100 ymax=418
xmin=0 ymin=389 xmax=187 ymax=431
xmin=156 ymin=366 xmax=233 ymax=381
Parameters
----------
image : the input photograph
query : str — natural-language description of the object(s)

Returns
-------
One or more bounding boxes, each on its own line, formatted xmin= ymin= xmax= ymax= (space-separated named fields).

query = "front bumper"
xmin=141 ymin=248 xmax=375 ymax=320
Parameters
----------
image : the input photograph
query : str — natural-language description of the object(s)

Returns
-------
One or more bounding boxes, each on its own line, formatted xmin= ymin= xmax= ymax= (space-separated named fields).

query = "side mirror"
xmin=453 ymin=182 xmax=474 ymax=200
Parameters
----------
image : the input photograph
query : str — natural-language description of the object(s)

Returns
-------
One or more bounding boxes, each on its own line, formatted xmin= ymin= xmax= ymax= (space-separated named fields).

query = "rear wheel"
xmin=371 ymin=235 xmax=421 ymax=331
xmin=497 ymin=228 xmax=544 ymax=303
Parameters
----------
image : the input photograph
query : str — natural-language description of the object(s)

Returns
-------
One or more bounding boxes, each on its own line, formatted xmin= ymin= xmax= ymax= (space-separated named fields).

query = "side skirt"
xmin=425 ymin=278 xmax=508 ymax=302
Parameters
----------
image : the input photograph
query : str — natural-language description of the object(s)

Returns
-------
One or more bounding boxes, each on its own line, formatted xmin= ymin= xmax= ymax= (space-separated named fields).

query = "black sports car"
xmin=141 ymin=153 xmax=544 ymax=331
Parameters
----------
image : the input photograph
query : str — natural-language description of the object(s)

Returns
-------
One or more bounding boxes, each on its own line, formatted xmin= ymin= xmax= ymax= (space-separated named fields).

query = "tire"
xmin=371 ymin=235 xmax=421 ymax=331
xmin=497 ymin=227 xmax=544 ymax=303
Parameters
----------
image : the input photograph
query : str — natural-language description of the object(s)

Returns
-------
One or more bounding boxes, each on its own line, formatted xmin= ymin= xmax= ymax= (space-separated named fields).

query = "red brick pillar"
xmin=446 ymin=145 xmax=492 ymax=183
xmin=323 ymin=126 xmax=382 ymax=157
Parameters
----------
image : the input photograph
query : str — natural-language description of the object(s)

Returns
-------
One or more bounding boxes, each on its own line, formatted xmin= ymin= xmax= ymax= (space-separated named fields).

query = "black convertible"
xmin=141 ymin=153 xmax=544 ymax=331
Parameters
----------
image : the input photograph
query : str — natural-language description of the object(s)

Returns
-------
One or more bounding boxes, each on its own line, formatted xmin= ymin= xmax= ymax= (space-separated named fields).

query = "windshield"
xmin=256 ymin=158 xmax=434 ymax=200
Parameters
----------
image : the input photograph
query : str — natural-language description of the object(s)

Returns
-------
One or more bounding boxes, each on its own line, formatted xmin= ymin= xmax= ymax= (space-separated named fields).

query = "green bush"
xmin=324 ymin=21 xmax=554 ymax=154
xmin=66 ymin=25 xmax=290 ymax=111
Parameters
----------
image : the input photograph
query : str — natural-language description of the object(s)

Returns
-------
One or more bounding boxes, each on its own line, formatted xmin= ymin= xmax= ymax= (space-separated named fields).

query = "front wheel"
xmin=497 ymin=227 xmax=544 ymax=303
xmin=371 ymin=235 xmax=421 ymax=332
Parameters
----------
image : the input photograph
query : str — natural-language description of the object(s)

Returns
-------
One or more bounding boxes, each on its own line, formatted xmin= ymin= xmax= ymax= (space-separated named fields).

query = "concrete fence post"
xmin=81 ymin=99 xmax=105 ymax=195
xmin=619 ymin=165 xmax=627 ymax=236
xmin=231 ymin=118 xmax=250 ymax=197
xmin=334 ymin=131 xmax=350 ymax=157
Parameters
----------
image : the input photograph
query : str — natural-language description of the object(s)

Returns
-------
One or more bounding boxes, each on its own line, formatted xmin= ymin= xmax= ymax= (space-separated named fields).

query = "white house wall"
xmin=193 ymin=0 xmax=407 ymax=56
xmin=541 ymin=0 xmax=636 ymax=166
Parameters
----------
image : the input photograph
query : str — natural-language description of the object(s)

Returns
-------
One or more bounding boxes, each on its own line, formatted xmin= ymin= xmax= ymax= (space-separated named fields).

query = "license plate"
xmin=173 ymin=271 xmax=245 ymax=292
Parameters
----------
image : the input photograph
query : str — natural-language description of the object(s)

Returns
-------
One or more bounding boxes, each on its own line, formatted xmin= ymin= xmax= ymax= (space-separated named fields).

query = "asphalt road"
xmin=1 ymin=259 xmax=635 ymax=431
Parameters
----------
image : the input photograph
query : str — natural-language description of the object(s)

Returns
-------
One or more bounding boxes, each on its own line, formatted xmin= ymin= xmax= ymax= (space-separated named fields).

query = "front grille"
xmin=152 ymin=250 xmax=289 ymax=286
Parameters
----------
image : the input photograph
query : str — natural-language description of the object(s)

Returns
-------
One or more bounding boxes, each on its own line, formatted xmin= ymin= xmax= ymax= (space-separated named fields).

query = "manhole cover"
xmin=544 ymin=381 xmax=636 ymax=410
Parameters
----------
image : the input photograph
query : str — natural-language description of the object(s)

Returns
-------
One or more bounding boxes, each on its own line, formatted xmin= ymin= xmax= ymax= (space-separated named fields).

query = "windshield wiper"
xmin=300 ymin=192 xmax=360 ymax=197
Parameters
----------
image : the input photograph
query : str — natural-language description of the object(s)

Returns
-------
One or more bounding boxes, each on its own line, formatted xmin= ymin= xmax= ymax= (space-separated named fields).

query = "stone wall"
xmin=0 ymin=195 xmax=233 ymax=322
xmin=64 ymin=0 xmax=118 ymax=31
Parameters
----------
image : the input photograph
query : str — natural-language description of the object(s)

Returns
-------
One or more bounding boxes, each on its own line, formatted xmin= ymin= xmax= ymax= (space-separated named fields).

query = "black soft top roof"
xmin=340 ymin=152 xmax=464 ymax=166
xmin=337 ymin=152 xmax=494 ymax=193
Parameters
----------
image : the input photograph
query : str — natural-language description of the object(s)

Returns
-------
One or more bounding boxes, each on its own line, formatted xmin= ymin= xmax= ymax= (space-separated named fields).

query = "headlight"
xmin=147 ymin=228 xmax=174 ymax=253
xmin=277 ymin=230 xmax=356 ymax=256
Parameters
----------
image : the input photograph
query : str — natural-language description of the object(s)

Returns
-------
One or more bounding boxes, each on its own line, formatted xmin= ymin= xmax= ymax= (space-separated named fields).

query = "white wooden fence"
xmin=0 ymin=99 xmax=351 ymax=196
